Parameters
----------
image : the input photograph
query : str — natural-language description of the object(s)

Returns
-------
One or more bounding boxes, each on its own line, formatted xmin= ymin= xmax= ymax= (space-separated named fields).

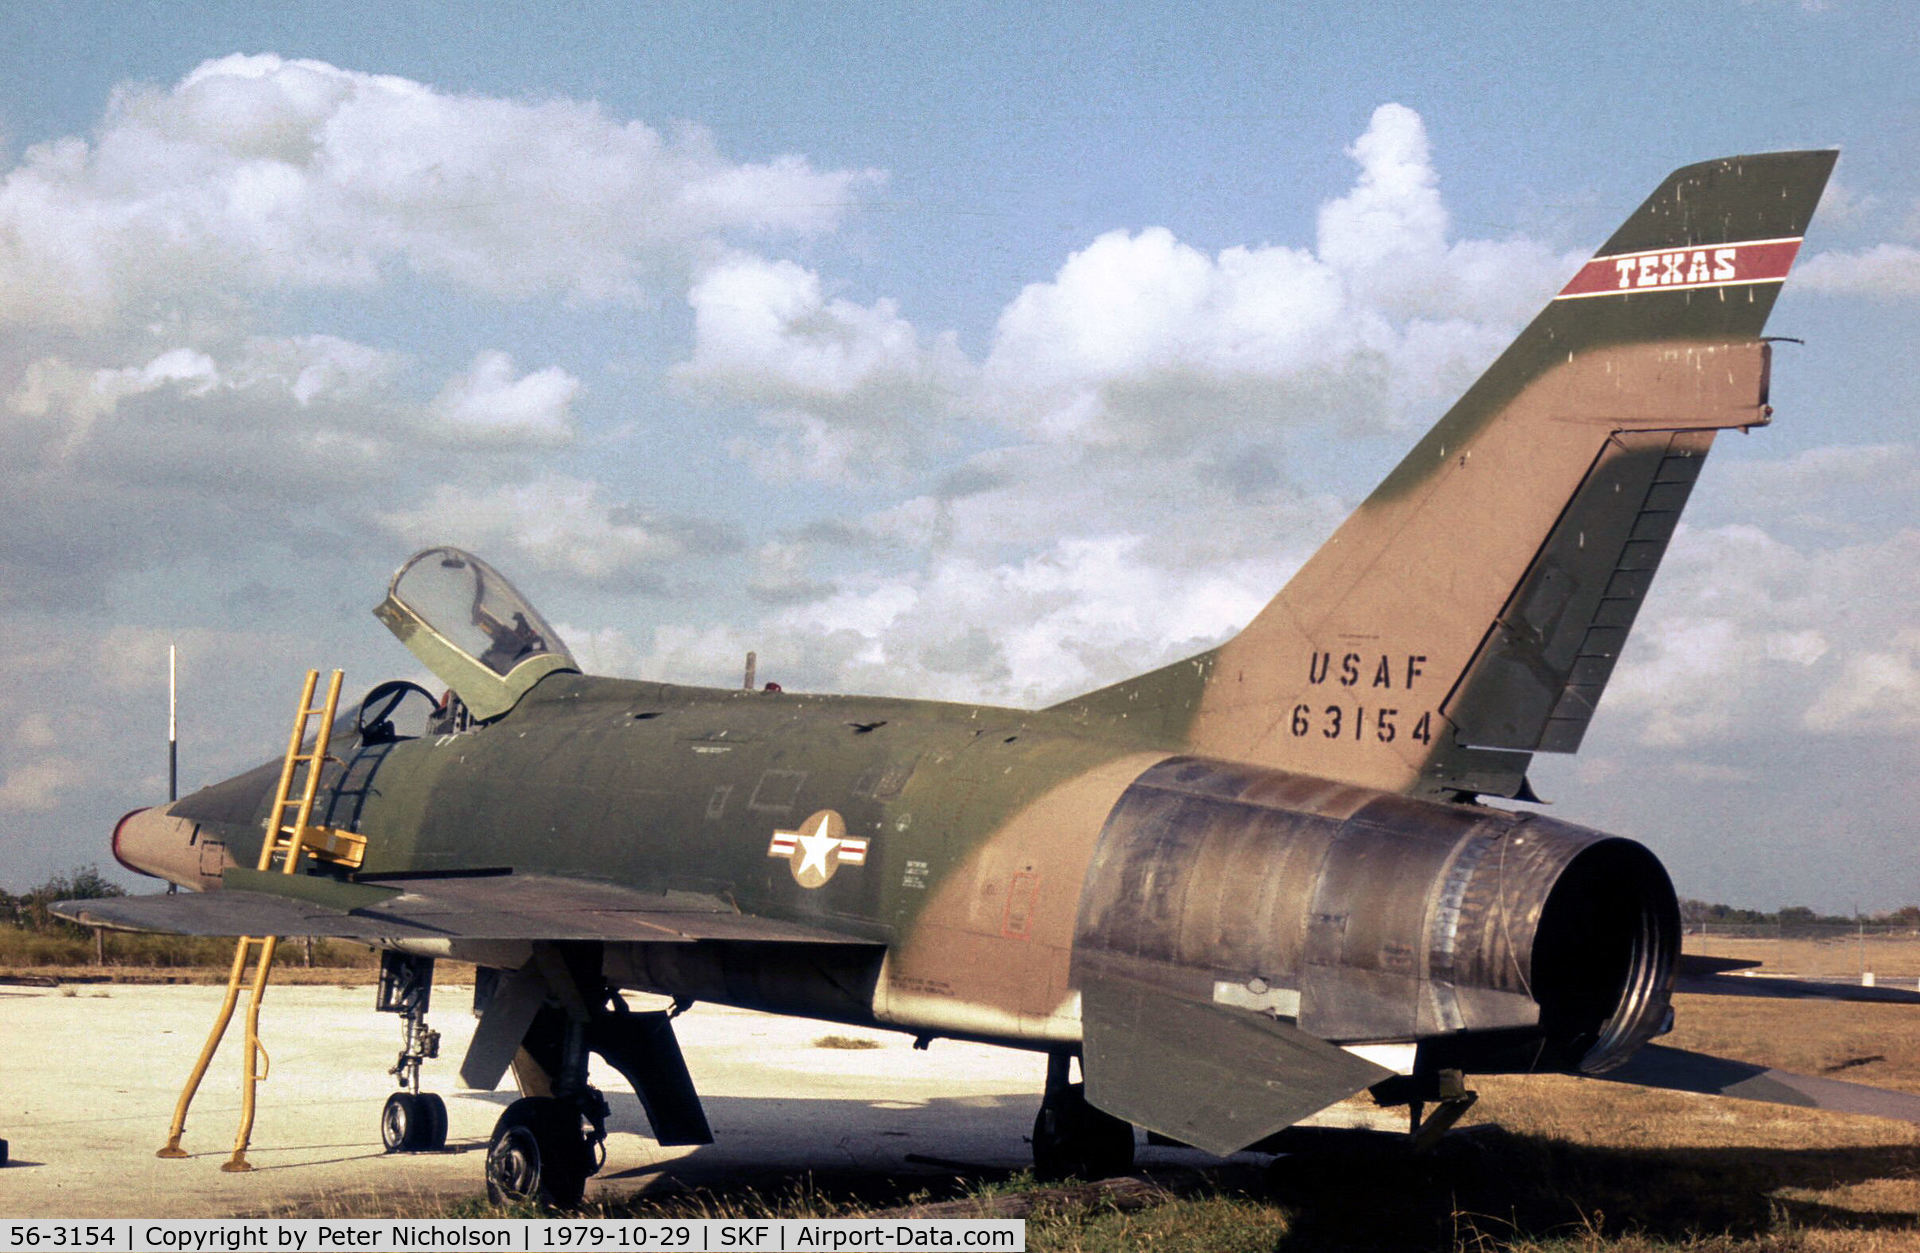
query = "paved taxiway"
xmin=1 ymin=981 xmax=1053 ymax=1217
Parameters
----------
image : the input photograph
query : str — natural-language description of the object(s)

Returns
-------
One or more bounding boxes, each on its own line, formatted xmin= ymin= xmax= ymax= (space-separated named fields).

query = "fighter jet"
xmin=64 ymin=147 xmax=1920 ymax=1208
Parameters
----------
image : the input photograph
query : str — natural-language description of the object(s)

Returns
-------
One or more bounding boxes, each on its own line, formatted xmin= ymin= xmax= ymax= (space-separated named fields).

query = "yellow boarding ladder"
xmin=158 ymin=669 xmax=364 ymax=1171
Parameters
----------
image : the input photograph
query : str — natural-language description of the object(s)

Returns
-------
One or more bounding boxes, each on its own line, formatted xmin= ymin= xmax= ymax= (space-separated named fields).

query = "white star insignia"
xmin=768 ymin=810 xmax=869 ymax=888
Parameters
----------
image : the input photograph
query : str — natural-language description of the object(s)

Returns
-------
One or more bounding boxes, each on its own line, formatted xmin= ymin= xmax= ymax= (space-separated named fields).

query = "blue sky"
xmin=1 ymin=2 xmax=1916 ymax=910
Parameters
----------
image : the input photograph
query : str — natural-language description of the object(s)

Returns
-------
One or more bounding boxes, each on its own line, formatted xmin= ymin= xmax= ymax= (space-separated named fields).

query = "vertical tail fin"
xmin=1052 ymin=150 xmax=1837 ymax=801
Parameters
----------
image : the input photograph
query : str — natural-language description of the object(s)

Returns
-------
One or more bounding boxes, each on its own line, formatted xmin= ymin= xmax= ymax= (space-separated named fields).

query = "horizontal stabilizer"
xmin=1596 ymin=1044 xmax=1920 ymax=1125
xmin=55 ymin=874 xmax=879 ymax=945
xmin=1676 ymin=970 xmax=1920 ymax=1006
xmin=1676 ymin=954 xmax=1761 ymax=975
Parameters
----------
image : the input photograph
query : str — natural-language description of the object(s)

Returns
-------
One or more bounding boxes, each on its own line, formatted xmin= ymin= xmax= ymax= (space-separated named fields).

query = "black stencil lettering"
xmin=1323 ymin=705 xmax=1342 ymax=738
xmin=1340 ymin=653 xmax=1360 ymax=686
xmin=1373 ymin=656 xmax=1392 ymax=688
xmin=1406 ymin=655 xmax=1427 ymax=688
xmin=1308 ymin=652 xmax=1330 ymax=684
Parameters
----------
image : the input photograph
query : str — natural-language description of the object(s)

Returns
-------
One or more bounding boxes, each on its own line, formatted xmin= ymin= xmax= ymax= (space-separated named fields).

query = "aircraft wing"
xmin=55 ymin=870 xmax=878 ymax=946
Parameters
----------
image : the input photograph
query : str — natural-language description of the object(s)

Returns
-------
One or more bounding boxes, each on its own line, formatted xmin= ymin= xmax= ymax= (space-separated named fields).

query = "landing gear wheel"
xmin=417 ymin=1092 xmax=448 ymax=1151
xmin=1031 ymin=1084 xmax=1135 ymax=1181
xmin=382 ymin=1092 xmax=429 ymax=1153
xmin=486 ymin=1097 xmax=590 ymax=1209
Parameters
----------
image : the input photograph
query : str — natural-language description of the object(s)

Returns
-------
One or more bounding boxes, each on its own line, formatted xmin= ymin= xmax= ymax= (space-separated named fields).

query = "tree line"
xmin=0 ymin=864 xmax=126 ymax=935
xmin=1680 ymin=899 xmax=1920 ymax=928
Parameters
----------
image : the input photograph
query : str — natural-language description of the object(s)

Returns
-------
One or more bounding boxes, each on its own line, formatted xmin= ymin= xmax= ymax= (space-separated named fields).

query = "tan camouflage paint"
xmin=875 ymin=749 xmax=1171 ymax=1041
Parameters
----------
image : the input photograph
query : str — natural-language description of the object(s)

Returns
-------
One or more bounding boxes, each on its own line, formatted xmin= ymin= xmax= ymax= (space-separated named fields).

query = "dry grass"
xmin=0 ymin=923 xmax=382 ymax=972
xmin=2 ymin=964 xmax=384 ymax=986
xmin=1432 ymin=1005 xmax=1920 ymax=1250
xmin=1690 ymin=935 xmax=1920 ymax=981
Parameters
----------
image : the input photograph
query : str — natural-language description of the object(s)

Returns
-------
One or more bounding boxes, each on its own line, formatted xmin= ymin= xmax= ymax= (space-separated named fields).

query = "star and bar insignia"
xmin=767 ymin=809 xmax=869 ymax=889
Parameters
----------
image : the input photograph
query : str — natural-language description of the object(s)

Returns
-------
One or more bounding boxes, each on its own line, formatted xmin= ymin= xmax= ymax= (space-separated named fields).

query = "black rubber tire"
xmin=486 ymin=1097 xmax=589 ymax=1209
xmin=418 ymin=1092 xmax=448 ymax=1152
xmin=381 ymin=1092 xmax=422 ymax=1153
xmin=1031 ymin=1085 xmax=1135 ymax=1181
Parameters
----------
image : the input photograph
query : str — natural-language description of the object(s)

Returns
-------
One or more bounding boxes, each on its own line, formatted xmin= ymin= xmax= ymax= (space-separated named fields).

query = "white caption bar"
xmin=2 ymin=1220 xmax=1024 ymax=1253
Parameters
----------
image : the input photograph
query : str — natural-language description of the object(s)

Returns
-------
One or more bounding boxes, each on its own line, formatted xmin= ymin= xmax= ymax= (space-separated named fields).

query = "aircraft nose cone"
xmin=112 ymin=805 xmax=214 ymax=888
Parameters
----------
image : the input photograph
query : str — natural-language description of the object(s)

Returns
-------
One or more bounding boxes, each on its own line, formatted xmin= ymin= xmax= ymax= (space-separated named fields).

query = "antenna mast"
xmin=168 ymin=643 xmax=178 ymax=803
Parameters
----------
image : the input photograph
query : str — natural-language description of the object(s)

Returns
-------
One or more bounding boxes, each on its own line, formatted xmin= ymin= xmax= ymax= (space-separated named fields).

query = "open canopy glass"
xmin=374 ymin=547 xmax=578 ymax=720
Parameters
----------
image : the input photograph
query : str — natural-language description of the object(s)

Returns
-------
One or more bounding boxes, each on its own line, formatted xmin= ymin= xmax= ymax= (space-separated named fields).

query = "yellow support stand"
xmin=157 ymin=669 xmax=344 ymax=1169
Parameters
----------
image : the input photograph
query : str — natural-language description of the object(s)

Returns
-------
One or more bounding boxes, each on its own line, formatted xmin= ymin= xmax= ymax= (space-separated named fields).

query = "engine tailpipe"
xmin=1531 ymin=837 xmax=1680 ymax=1073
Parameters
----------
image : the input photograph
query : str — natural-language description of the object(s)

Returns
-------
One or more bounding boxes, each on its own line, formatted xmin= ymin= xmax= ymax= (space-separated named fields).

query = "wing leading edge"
xmin=55 ymin=871 xmax=880 ymax=946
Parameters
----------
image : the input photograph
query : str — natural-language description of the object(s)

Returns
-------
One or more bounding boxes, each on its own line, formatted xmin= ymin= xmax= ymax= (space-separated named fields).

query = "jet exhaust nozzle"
xmin=1073 ymin=756 xmax=1680 ymax=1077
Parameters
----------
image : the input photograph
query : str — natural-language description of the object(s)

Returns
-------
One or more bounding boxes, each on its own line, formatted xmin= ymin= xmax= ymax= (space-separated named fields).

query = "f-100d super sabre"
xmin=64 ymin=147 xmax=1920 ymax=1208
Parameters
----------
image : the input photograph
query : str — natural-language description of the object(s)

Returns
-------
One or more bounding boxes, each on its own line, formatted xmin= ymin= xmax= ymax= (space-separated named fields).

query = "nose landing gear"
xmin=381 ymin=1090 xmax=447 ymax=1153
xmin=376 ymin=952 xmax=447 ymax=1154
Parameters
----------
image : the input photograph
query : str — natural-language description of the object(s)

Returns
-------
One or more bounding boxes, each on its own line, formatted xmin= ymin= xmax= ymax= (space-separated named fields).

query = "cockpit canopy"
xmin=374 ymin=547 xmax=578 ymax=721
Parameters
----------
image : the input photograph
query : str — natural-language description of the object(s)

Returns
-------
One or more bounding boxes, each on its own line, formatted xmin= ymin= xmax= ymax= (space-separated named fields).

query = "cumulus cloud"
xmin=1805 ymin=629 xmax=1920 ymax=734
xmin=0 ymin=755 xmax=87 ymax=813
xmin=693 ymin=102 xmax=1568 ymax=486
xmin=0 ymin=619 xmax=325 ymax=836
xmin=652 ymin=103 xmax=1603 ymax=705
xmin=1315 ymin=102 xmax=1450 ymax=305
xmin=977 ymin=103 xmax=1566 ymax=447
xmin=1796 ymin=244 xmax=1920 ymax=297
xmin=0 ymin=54 xmax=879 ymax=327
xmin=0 ymin=55 xmax=891 ymax=628
xmin=679 ymin=253 xmax=963 ymax=404
xmin=1713 ymin=443 xmax=1920 ymax=538
xmin=624 ymin=486 xmax=1311 ymax=706
xmin=7 ymin=334 xmax=401 ymax=439
xmin=6 ymin=335 xmax=404 ymax=448
xmin=773 ymin=534 xmax=1275 ymax=705
xmin=1810 ymin=176 xmax=1880 ymax=229
xmin=1600 ymin=515 xmax=1920 ymax=749
xmin=0 ymin=328 xmax=435 ymax=610
xmin=675 ymin=252 xmax=968 ymax=479
xmin=233 ymin=334 xmax=400 ymax=406
xmin=430 ymin=350 xmax=580 ymax=446
xmin=376 ymin=475 xmax=739 ymax=589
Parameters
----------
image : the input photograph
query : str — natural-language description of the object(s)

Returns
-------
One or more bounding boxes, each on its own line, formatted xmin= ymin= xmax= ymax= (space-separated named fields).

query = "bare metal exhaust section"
xmin=1070 ymin=757 xmax=1678 ymax=1153
xmin=1527 ymin=836 xmax=1679 ymax=1073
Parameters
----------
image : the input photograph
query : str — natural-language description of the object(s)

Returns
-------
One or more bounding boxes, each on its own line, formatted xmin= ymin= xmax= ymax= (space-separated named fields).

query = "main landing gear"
xmin=1030 ymin=1050 xmax=1134 ymax=1181
xmin=376 ymin=952 xmax=447 ymax=1154
xmin=482 ymin=947 xmax=616 ymax=1210
xmin=486 ymin=1096 xmax=602 ymax=1210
